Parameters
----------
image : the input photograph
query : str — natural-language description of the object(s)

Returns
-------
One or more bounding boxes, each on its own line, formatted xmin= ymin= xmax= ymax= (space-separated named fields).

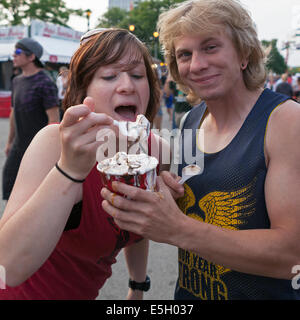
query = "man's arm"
xmin=46 ymin=106 xmax=60 ymax=124
xmin=5 ymin=109 xmax=15 ymax=156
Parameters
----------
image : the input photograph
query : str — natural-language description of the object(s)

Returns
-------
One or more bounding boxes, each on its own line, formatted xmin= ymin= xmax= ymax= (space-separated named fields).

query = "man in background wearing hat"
xmin=2 ymin=38 xmax=59 ymax=201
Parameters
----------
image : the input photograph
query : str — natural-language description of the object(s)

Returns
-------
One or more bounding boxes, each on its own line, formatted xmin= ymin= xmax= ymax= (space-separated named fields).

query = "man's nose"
xmin=189 ymin=51 xmax=208 ymax=73
xmin=116 ymin=73 xmax=135 ymax=94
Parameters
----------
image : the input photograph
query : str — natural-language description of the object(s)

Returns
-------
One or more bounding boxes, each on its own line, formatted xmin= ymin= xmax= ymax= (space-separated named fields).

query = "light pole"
xmin=86 ymin=9 xmax=92 ymax=31
xmin=153 ymin=31 xmax=159 ymax=59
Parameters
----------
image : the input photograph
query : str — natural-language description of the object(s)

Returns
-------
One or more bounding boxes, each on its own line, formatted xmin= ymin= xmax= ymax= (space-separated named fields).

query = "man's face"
xmin=13 ymin=48 xmax=34 ymax=68
xmin=174 ymin=28 xmax=246 ymax=101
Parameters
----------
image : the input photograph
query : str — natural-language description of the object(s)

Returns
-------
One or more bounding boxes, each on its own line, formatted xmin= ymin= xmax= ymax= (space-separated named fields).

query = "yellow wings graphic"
xmin=178 ymin=181 xmax=256 ymax=230
xmin=177 ymin=181 xmax=256 ymax=276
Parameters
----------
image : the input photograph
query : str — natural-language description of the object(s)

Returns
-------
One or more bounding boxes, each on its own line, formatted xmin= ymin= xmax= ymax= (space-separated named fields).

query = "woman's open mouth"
xmin=114 ymin=105 xmax=137 ymax=121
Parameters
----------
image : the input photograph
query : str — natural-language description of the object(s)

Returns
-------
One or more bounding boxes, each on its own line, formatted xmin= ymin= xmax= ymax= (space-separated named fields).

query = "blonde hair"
xmin=157 ymin=0 xmax=267 ymax=103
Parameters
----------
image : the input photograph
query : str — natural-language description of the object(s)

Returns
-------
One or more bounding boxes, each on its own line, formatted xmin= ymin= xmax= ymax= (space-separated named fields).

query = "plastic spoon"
xmin=178 ymin=164 xmax=202 ymax=184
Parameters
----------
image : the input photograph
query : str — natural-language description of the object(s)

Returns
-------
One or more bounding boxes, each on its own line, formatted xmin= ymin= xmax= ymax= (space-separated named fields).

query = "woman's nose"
xmin=116 ymin=73 xmax=135 ymax=94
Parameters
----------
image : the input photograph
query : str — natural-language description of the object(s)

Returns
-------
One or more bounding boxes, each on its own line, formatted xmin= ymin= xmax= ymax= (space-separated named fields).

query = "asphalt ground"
xmin=0 ymin=106 xmax=179 ymax=300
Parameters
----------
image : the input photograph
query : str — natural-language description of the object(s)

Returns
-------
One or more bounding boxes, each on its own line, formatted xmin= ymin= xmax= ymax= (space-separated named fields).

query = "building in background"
xmin=108 ymin=0 xmax=143 ymax=11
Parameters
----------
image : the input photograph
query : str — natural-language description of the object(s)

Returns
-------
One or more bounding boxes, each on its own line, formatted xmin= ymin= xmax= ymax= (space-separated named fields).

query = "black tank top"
xmin=175 ymin=88 xmax=300 ymax=300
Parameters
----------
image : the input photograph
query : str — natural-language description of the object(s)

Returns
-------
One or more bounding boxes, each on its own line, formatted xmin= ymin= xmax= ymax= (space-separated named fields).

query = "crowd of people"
xmin=265 ymin=72 xmax=300 ymax=101
xmin=1 ymin=0 xmax=300 ymax=301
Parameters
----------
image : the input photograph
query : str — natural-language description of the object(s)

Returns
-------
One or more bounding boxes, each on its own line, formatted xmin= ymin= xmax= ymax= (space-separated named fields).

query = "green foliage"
xmin=96 ymin=0 xmax=185 ymax=59
xmin=0 ymin=0 xmax=84 ymax=26
xmin=97 ymin=7 xmax=128 ymax=28
xmin=262 ymin=39 xmax=287 ymax=74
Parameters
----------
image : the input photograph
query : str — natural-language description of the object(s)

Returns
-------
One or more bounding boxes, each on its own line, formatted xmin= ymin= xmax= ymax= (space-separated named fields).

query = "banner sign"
xmin=0 ymin=25 xmax=28 ymax=42
xmin=31 ymin=19 xmax=83 ymax=42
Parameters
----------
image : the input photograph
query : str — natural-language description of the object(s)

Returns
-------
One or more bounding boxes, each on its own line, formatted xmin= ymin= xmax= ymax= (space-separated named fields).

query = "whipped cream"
xmin=114 ymin=114 xmax=150 ymax=141
xmin=97 ymin=151 xmax=158 ymax=176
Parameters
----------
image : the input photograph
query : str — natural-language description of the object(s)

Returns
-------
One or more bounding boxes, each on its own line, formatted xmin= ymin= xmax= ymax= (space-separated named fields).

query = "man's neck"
xmin=204 ymin=87 xmax=263 ymax=133
xmin=21 ymin=64 xmax=41 ymax=77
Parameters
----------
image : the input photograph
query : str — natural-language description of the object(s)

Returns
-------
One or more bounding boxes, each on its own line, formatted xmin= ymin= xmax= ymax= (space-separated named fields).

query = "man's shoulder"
xmin=265 ymin=99 xmax=300 ymax=168
xmin=34 ymin=71 xmax=58 ymax=90
xmin=37 ymin=70 xmax=55 ymax=81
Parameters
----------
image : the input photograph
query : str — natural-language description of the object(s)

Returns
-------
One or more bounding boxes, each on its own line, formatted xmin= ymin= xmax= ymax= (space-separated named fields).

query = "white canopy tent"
xmin=0 ymin=42 xmax=15 ymax=61
xmin=32 ymin=36 xmax=80 ymax=64
xmin=0 ymin=20 xmax=82 ymax=63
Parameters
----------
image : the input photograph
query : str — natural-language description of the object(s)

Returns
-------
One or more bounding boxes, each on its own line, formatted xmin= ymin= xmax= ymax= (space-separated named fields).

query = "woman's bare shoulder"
xmin=0 ymin=124 xmax=62 ymax=225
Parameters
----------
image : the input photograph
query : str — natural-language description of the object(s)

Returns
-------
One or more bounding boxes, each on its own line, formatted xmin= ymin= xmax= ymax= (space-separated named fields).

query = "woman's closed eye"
xmin=101 ymin=75 xmax=116 ymax=81
xmin=131 ymin=74 xmax=144 ymax=79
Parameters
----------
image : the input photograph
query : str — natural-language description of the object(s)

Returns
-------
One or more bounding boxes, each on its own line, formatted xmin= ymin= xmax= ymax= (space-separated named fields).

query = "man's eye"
xmin=205 ymin=45 xmax=217 ymax=52
xmin=176 ymin=52 xmax=191 ymax=60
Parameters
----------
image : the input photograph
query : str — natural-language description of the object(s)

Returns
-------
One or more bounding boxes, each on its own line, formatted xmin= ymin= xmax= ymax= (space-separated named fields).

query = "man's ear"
xmin=240 ymin=58 xmax=249 ymax=70
xmin=29 ymin=53 xmax=36 ymax=63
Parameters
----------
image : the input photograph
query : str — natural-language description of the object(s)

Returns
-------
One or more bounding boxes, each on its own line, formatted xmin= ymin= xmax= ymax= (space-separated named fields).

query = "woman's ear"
xmin=83 ymin=96 xmax=95 ymax=112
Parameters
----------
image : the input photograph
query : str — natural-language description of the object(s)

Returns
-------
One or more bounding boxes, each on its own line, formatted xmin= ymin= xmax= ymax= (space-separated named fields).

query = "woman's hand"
xmin=57 ymin=96 xmax=113 ymax=180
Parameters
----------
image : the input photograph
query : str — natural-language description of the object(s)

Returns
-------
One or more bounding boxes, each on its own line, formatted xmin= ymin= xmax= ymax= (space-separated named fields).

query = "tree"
xmin=96 ymin=0 xmax=185 ymax=59
xmin=262 ymin=39 xmax=287 ymax=75
xmin=97 ymin=7 xmax=127 ymax=28
xmin=0 ymin=0 xmax=83 ymax=26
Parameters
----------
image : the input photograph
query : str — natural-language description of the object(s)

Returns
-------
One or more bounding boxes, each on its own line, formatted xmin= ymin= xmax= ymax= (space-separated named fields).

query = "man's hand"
xmin=160 ymin=171 xmax=184 ymax=200
xmin=101 ymin=176 xmax=187 ymax=244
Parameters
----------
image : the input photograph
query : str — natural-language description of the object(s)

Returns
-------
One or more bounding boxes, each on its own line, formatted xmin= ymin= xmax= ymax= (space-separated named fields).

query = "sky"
xmin=65 ymin=0 xmax=300 ymax=67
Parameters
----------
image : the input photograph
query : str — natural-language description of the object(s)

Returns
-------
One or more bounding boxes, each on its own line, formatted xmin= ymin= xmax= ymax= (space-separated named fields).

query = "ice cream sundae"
xmin=97 ymin=152 xmax=158 ymax=193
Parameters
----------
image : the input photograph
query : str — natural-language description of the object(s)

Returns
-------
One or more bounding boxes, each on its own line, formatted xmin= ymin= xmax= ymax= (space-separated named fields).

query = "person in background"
xmin=294 ymin=76 xmax=300 ymax=103
xmin=275 ymin=73 xmax=293 ymax=97
xmin=0 ymin=28 xmax=168 ymax=300
xmin=163 ymin=74 xmax=193 ymax=128
xmin=56 ymin=65 xmax=69 ymax=120
xmin=44 ymin=62 xmax=58 ymax=83
xmin=101 ymin=0 xmax=300 ymax=300
xmin=2 ymin=38 xmax=59 ymax=201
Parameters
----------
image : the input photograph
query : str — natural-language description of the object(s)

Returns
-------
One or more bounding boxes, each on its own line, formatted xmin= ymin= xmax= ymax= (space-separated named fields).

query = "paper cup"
xmin=97 ymin=165 xmax=157 ymax=196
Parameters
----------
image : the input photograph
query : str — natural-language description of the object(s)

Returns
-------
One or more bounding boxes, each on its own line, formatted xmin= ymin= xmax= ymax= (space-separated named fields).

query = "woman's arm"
xmin=124 ymin=239 xmax=149 ymax=300
xmin=0 ymin=124 xmax=81 ymax=286
xmin=0 ymin=100 xmax=113 ymax=286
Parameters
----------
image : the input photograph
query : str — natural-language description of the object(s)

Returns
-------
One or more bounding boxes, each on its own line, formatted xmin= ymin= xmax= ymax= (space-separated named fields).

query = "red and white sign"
xmin=0 ymin=25 xmax=28 ymax=42
xmin=31 ymin=20 xmax=82 ymax=42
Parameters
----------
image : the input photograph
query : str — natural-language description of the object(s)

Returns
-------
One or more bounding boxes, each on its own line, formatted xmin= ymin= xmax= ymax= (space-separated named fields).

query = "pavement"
xmin=0 ymin=106 xmax=179 ymax=300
